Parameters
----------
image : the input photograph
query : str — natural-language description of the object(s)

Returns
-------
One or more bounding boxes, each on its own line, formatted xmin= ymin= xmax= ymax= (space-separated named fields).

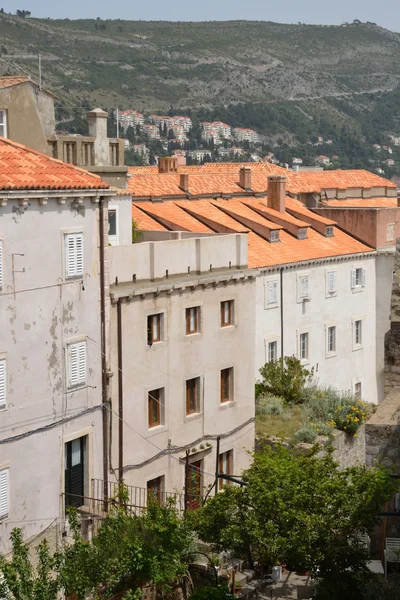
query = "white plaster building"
xmin=0 ymin=137 xmax=113 ymax=553
xmin=108 ymin=232 xmax=255 ymax=503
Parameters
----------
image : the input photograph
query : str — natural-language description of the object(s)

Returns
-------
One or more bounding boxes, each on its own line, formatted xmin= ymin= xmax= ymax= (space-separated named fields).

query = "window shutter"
xmin=0 ymin=469 xmax=9 ymax=518
xmin=351 ymin=269 xmax=356 ymax=289
xmin=65 ymin=233 xmax=84 ymax=278
xmin=0 ymin=359 xmax=5 ymax=408
xmin=362 ymin=268 xmax=366 ymax=287
xmin=68 ymin=342 xmax=86 ymax=387
xmin=75 ymin=233 xmax=84 ymax=276
xmin=300 ymin=276 xmax=308 ymax=298
xmin=0 ymin=240 xmax=3 ymax=289
xmin=328 ymin=271 xmax=336 ymax=294
xmin=268 ymin=281 xmax=278 ymax=304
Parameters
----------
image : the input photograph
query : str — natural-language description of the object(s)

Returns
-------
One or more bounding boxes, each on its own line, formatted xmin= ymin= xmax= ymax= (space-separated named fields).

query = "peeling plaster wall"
xmin=0 ymin=197 xmax=105 ymax=554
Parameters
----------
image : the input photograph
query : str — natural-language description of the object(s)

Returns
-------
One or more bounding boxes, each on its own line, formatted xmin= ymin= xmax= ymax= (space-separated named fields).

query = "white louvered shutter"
xmin=65 ymin=233 xmax=84 ymax=278
xmin=68 ymin=341 xmax=86 ymax=388
xmin=362 ymin=268 xmax=366 ymax=287
xmin=268 ymin=280 xmax=278 ymax=304
xmin=75 ymin=233 xmax=84 ymax=277
xmin=328 ymin=271 xmax=336 ymax=294
xmin=0 ymin=239 xmax=3 ymax=290
xmin=0 ymin=469 xmax=9 ymax=518
xmin=0 ymin=360 xmax=5 ymax=408
xmin=351 ymin=269 xmax=356 ymax=288
xmin=300 ymin=276 xmax=309 ymax=298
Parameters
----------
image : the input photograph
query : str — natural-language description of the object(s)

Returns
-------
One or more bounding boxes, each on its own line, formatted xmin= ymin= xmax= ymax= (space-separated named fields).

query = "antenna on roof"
xmin=38 ymin=54 xmax=42 ymax=90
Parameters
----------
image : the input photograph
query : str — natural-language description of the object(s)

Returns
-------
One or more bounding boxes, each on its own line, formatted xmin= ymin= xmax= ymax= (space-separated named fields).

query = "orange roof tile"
xmin=210 ymin=199 xmax=281 ymax=230
xmin=322 ymin=198 xmax=398 ymax=208
xmin=133 ymin=202 xmax=213 ymax=233
xmin=0 ymin=137 xmax=109 ymax=190
xmin=201 ymin=161 xmax=288 ymax=175
xmin=132 ymin=197 xmax=373 ymax=269
xmin=0 ymin=76 xmax=56 ymax=97
xmin=132 ymin=204 xmax=167 ymax=230
xmin=286 ymin=169 xmax=395 ymax=194
xmin=286 ymin=197 xmax=336 ymax=225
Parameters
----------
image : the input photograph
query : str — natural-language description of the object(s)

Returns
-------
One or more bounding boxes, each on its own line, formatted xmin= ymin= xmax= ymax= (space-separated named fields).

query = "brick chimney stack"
xmin=267 ymin=176 xmax=286 ymax=213
xmin=239 ymin=166 xmax=252 ymax=192
xmin=179 ymin=173 xmax=189 ymax=193
xmin=158 ymin=156 xmax=178 ymax=174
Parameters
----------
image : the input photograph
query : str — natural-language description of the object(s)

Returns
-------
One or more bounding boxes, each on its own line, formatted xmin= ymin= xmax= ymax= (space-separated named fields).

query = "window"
xmin=220 ymin=368 xmax=233 ymax=403
xmin=327 ymin=271 xmax=337 ymax=295
xmin=148 ymin=388 xmax=163 ymax=428
xmin=354 ymin=382 xmax=362 ymax=400
xmin=0 ymin=359 xmax=5 ymax=409
xmin=0 ymin=110 xmax=7 ymax=138
xmin=65 ymin=437 xmax=85 ymax=509
xmin=299 ymin=332 xmax=309 ymax=361
xmin=0 ymin=239 xmax=3 ymax=290
xmin=0 ymin=468 xmax=9 ymax=519
xmin=186 ymin=377 xmax=200 ymax=415
xmin=327 ymin=326 xmax=336 ymax=354
xmin=147 ymin=475 xmax=164 ymax=504
xmin=268 ymin=341 xmax=278 ymax=362
xmin=147 ymin=313 xmax=163 ymax=344
xmin=299 ymin=275 xmax=309 ymax=299
xmin=298 ymin=228 xmax=308 ymax=240
xmin=108 ymin=207 xmax=118 ymax=245
xmin=355 ymin=319 xmax=363 ymax=346
xmin=187 ymin=460 xmax=202 ymax=510
xmin=267 ymin=280 xmax=278 ymax=305
xmin=66 ymin=341 xmax=86 ymax=389
xmin=351 ymin=267 xmax=366 ymax=289
xmin=65 ymin=233 xmax=84 ymax=279
xmin=218 ymin=450 xmax=233 ymax=490
xmin=325 ymin=226 xmax=334 ymax=237
xmin=220 ymin=300 xmax=234 ymax=327
xmin=186 ymin=307 xmax=200 ymax=335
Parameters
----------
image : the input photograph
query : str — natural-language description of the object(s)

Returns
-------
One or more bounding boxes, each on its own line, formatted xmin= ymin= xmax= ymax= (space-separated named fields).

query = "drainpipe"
xmin=99 ymin=198 xmax=109 ymax=508
xmin=117 ymin=298 xmax=123 ymax=483
xmin=280 ymin=268 xmax=284 ymax=369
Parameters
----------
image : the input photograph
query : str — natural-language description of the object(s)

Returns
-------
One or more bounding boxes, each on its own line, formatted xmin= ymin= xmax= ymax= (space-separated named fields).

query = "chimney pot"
xmin=239 ymin=166 xmax=252 ymax=192
xmin=158 ymin=156 xmax=178 ymax=174
xmin=267 ymin=176 xmax=286 ymax=213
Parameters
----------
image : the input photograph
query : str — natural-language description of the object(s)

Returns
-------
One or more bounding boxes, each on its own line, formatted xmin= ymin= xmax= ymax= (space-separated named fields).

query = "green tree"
xmin=256 ymin=356 xmax=313 ymax=403
xmin=191 ymin=446 xmax=393 ymax=594
xmin=0 ymin=529 xmax=61 ymax=600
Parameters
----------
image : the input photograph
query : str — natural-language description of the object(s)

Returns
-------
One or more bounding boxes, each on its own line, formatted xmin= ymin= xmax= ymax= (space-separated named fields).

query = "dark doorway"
xmin=65 ymin=437 xmax=85 ymax=509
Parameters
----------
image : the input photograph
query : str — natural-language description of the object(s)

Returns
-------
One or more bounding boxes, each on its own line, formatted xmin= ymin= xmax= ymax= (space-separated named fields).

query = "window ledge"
xmin=352 ymin=287 xmax=364 ymax=294
xmin=219 ymin=400 xmax=235 ymax=409
xmin=353 ymin=344 xmax=363 ymax=352
xmin=265 ymin=302 xmax=279 ymax=310
xmin=220 ymin=325 xmax=236 ymax=332
xmin=147 ymin=424 xmax=167 ymax=437
xmin=326 ymin=351 xmax=337 ymax=359
xmin=184 ymin=412 xmax=202 ymax=423
xmin=147 ymin=340 xmax=168 ymax=350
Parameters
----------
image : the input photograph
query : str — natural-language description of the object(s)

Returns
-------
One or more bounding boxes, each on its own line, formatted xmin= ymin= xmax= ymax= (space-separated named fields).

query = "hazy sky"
xmin=2 ymin=0 xmax=399 ymax=31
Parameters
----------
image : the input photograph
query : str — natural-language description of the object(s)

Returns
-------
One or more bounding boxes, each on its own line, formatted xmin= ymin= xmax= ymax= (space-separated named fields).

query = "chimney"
xmin=158 ymin=156 xmax=178 ymax=174
xmin=87 ymin=108 xmax=109 ymax=166
xmin=268 ymin=176 xmax=286 ymax=213
xmin=239 ymin=166 xmax=252 ymax=192
xmin=179 ymin=173 xmax=189 ymax=193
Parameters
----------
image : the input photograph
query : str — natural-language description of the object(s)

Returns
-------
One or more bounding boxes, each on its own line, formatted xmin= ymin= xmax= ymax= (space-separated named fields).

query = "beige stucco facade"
xmin=108 ymin=233 xmax=256 ymax=500
xmin=0 ymin=82 xmax=55 ymax=154
xmin=0 ymin=190 xmax=112 ymax=553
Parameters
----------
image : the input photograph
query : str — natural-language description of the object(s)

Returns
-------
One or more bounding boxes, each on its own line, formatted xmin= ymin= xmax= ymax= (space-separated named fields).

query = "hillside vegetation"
xmin=2 ymin=14 xmax=400 ymax=172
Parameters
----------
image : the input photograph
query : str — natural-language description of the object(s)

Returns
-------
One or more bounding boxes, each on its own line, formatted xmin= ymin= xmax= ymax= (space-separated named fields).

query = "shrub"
xmin=292 ymin=427 xmax=317 ymax=444
xmin=330 ymin=401 xmax=370 ymax=436
xmin=257 ymin=356 xmax=313 ymax=403
xmin=190 ymin=584 xmax=234 ymax=599
xmin=256 ymin=394 xmax=286 ymax=417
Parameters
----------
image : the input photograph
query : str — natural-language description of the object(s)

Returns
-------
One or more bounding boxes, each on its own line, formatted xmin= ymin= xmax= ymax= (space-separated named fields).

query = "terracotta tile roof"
xmin=132 ymin=197 xmax=373 ymax=269
xmin=0 ymin=76 xmax=56 ymax=97
xmin=132 ymin=204 xmax=167 ymax=230
xmin=133 ymin=202 xmax=213 ymax=233
xmin=322 ymin=198 xmax=398 ymax=208
xmin=286 ymin=197 xmax=336 ymax=225
xmin=0 ymin=137 xmax=109 ymax=190
xmin=128 ymin=173 xmax=184 ymax=197
xmin=174 ymin=200 xmax=249 ymax=233
xmin=201 ymin=161 xmax=289 ymax=175
xmin=286 ymin=169 xmax=396 ymax=194
xmin=0 ymin=76 xmax=31 ymax=89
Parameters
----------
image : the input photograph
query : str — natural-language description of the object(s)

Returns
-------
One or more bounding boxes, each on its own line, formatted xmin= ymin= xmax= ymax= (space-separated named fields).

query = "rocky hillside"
xmin=1 ymin=14 xmax=400 ymax=111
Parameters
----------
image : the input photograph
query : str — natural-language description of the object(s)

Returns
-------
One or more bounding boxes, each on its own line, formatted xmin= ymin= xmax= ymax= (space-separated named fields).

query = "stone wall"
xmin=384 ymin=242 xmax=400 ymax=396
xmin=331 ymin=426 xmax=366 ymax=469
